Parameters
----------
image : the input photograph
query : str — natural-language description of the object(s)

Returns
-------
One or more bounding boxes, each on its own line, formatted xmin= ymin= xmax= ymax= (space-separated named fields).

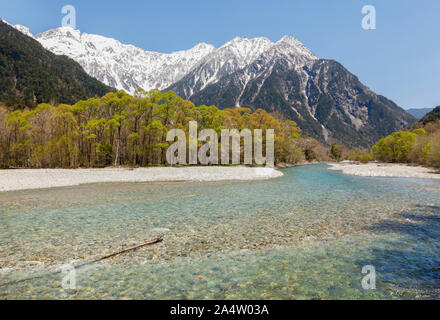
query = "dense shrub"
xmin=359 ymin=154 xmax=371 ymax=164
xmin=330 ymin=144 xmax=342 ymax=161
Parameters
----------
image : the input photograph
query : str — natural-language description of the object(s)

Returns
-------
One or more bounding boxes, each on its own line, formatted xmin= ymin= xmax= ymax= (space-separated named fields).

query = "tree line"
xmin=0 ymin=90 xmax=334 ymax=168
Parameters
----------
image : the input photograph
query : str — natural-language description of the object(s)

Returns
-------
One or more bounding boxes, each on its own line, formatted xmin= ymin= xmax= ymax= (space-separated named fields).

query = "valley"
xmin=3 ymin=21 xmax=415 ymax=147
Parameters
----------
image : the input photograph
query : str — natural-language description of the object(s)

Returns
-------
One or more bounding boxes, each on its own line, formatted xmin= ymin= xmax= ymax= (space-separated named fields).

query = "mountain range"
xmin=406 ymin=108 xmax=433 ymax=119
xmin=4 ymin=21 xmax=416 ymax=147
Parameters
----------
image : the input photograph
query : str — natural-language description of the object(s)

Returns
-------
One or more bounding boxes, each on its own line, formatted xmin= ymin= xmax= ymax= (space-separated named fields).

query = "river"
xmin=1 ymin=164 xmax=439 ymax=299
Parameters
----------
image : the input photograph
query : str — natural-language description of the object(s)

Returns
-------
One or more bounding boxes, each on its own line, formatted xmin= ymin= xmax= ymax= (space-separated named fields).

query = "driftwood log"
xmin=0 ymin=237 xmax=163 ymax=288
xmin=74 ymin=237 xmax=163 ymax=268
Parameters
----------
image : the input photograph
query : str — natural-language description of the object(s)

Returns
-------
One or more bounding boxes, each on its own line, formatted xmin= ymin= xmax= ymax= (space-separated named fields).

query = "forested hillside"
xmin=417 ymin=106 xmax=440 ymax=126
xmin=0 ymin=20 xmax=112 ymax=108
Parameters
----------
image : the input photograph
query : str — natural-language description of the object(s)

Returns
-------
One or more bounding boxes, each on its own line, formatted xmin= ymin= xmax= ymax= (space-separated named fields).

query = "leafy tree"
xmin=330 ymin=144 xmax=342 ymax=161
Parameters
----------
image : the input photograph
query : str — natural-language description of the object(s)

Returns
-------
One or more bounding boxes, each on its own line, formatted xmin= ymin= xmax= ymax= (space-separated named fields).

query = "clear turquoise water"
xmin=1 ymin=164 xmax=439 ymax=299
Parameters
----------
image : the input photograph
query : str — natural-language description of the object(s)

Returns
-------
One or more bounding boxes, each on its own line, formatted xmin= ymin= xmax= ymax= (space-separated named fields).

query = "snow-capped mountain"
xmin=169 ymin=35 xmax=317 ymax=100
xmin=30 ymin=26 xmax=317 ymax=97
xmin=169 ymin=35 xmax=318 ymax=105
xmin=9 ymin=22 xmax=415 ymax=147
xmin=33 ymin=27 xmax=215 ymax=93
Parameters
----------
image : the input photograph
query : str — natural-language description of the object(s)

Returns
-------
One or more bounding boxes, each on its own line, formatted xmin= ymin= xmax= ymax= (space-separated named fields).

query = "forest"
xmin=0 ymin=89 xmax=332 ymax=168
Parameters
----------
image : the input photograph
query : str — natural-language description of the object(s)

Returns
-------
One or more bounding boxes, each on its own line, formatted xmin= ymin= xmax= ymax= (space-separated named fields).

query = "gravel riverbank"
xmin=0 ymin=166 xmax=283 ymax=192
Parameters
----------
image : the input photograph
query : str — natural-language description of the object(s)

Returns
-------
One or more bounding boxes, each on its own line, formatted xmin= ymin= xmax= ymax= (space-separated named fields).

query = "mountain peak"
xmin=13 ymin=24 xmax=33 ymax=37
xmin=275 ymin=34 xmax=318 ymax=60
xmin=193 ymin=42 xmax=215 ymax=48
xmin=37 ymin=26 xmax=81 ymax=41
xmin=217 ymin=36 xmax=273 ymax=66
xmin=189 ymin=42 xmax=216 ymax=53
xmin=220 ymin=36 xmax=272 ymax=48
xmin=278 ymin=34 xmax=299 ymax=44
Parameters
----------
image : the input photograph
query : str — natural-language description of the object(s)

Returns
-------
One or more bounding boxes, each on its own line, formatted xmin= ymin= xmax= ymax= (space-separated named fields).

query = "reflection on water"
xmin=1 ymin=164 xmax=439 ymax=299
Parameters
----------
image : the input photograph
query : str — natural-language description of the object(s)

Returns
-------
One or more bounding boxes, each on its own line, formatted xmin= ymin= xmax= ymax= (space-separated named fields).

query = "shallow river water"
xmin=1 ymin=164 xmax=439 ymax=299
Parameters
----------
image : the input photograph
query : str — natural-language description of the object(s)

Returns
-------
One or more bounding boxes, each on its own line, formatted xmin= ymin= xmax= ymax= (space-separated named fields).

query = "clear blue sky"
xmin=1 ymin=0 xmax=439 ymax=109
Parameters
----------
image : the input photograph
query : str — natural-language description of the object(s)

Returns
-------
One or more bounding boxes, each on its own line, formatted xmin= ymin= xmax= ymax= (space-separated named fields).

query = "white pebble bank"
xmin=0 ymin=166 xmax=283 ymax=192
xmin=328 ymin=162 xmax=440 ymax=180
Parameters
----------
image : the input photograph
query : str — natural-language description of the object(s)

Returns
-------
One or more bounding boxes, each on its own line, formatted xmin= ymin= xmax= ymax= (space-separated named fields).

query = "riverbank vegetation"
xmin=369 ymin=106 xmax=440 ymax=168
xmin=337 ymin=107 xmax=440 ymax=169
xmin=371 ymin=122 xmax=440 ymax=168
xmin=0 ymin=90 xmax=332 ymax=168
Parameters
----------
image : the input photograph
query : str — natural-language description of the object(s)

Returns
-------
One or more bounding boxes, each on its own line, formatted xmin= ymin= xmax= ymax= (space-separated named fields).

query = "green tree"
xmin=330 ymin=144 xmax=342 ymax=161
